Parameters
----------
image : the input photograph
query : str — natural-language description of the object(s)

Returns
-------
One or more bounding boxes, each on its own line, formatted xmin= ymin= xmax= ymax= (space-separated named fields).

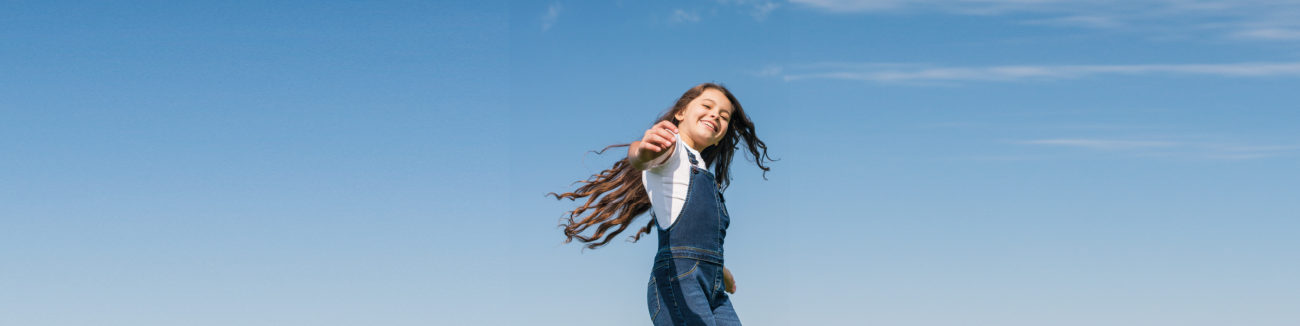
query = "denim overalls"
xmin=647 ymin=150 xmax=741 ymax=326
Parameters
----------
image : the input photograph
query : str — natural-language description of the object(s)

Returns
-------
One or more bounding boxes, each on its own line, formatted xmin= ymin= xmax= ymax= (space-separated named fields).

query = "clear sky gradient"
xmin=3 ymin=1 xmax=1297 ymax=325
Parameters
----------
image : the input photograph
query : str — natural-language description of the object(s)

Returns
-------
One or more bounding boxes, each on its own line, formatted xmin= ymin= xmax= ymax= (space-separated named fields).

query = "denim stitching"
xmin=668 ymin=246 xmax=722 ymax=255
xmin=656 ymin=247 xmax=724 ymax=266
xmin=653 ymin=261 xmax=669 ymax=271
xmin=717 ymin=264 xmax=728 ymax=293
xmin=668 ymin=273 xmax=685 ymax=324
xmin=716 ymin=267 xmax=728 ymax=301
xmin=670 ymin=259 xmax=702 ymax=280
xmin=648 ymin=276 xmax=660 ymax=322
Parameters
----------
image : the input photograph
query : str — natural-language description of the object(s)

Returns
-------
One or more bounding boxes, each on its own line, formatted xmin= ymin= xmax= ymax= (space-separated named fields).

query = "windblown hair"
xmin=549 ymin=83 xmax=774 ymax=250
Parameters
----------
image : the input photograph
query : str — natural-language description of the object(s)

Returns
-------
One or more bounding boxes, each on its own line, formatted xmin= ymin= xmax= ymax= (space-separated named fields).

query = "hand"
xmin=722 ymin=267 xmax=736 ymax=294
xmin=632 ymin=121 xmax=678 ymax=167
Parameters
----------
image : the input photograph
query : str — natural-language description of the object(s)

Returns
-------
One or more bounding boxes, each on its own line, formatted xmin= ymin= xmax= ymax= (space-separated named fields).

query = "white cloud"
xmin=1232 ymin=28 xmax=1300 ymax=40
xmin=670 ymin=9 xmax=702 ymax=23
xmin=789 ymin=0 xmax=912 ymax=12
xmin=752 ymin=2 xmax=782 ymax=20
xmin=542 ymin=3 xmax=562 ymax=31
xmin=714 ymin=0 xmax=783 ymax=21
xmin=788 ymin=0 xmax=1300 ymax=40
xmin=1023 ymin=15 xmax=1124 ymax=28
xmin=1020 ymin=138 xmax=1297 ymax=159
xmin=789 ymin=0 xmax=1291 ymax=14
xmin=1021 ymin=139 xmax=1178 ymax=150
xmin=754 ymin=66 xmax=784 ymax=76
xmin=780 ymin=62 xmax=1300 ymax=83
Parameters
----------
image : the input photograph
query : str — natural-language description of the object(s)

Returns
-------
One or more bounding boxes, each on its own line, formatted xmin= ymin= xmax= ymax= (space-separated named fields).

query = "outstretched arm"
xmin=629 ymin=121 xmax=679 ymax=171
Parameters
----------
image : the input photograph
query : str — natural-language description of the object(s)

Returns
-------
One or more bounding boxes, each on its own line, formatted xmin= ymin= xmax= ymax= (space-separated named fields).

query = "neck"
xmin=679 ymin=134 xmax=708 ymax=153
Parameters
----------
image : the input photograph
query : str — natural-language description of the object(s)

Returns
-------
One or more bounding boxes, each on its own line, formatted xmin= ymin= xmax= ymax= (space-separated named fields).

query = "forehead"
xmin=693 ymin=89 xmax=733 ymax=112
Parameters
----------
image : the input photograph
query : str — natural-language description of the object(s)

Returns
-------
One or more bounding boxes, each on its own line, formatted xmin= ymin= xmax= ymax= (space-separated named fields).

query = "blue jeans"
xmin=648 ymin=258 xmax=741 ymax=326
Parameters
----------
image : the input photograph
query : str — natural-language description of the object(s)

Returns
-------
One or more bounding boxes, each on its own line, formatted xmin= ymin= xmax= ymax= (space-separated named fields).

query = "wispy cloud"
xmin=1022 ymin=139 xmax=1179 ymax=150
xmin=789 ymin=0 xmax=1300 ymax=40
xmin=669 ymin=9 xmax=702 ymax=23
xmin=790 ymin=0 xmax=1296 ymax=15
xmin=1020 ymin=138 xmax=1297 ymax=160
xmin=542 ymin=3 xmax=562 ymax=31
xmin=715 ymin=0 xmax=783 ymax=21
xmin=780 ymin=62 xmax=1300 ymax=83
xmin=1023 ymin=15 xmax=1124 ymax=28
xmin=753 ymin=65 xmax=784 ymax=77
xmin=752 ymin=2 xmax=782 ymax=20
xmin=1232 ymin=28 xmax=1300 ymax=40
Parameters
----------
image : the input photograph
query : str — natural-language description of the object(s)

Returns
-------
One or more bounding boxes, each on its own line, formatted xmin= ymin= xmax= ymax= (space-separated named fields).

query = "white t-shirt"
xmin=641 ymin=133 xmax=710 ymax=230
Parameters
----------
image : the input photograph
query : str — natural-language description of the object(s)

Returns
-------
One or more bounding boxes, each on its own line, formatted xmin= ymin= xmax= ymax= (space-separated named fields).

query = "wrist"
xmin=629 ymin=143 xmax=649 ymax=169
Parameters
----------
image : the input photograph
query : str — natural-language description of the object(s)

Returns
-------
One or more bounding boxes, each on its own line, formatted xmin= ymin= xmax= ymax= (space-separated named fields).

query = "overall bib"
xmin=647 ymin=150 xmax=741 ymax=326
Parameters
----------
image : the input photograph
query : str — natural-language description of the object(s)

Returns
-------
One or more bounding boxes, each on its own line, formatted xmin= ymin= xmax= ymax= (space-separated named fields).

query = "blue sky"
xmin=3 ymin=1 xmax=1298 ymax=325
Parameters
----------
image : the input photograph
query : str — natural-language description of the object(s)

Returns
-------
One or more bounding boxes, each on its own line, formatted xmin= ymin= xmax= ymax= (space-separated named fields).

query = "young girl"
xmin=551 ymin=83 xmax=773 ymax=326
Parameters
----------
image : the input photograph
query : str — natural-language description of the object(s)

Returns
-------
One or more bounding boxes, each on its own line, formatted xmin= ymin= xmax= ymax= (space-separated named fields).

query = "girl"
xmin=551 ymin=83 xmax=773 ymax=326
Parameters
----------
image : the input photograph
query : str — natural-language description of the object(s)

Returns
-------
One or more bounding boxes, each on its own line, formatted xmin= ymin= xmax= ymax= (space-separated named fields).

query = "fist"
xmin=636 ymin=120 xmax=679 ymax=163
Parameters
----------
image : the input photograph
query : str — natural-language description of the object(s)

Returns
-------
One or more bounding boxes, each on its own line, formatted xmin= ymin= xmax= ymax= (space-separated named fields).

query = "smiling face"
xmin=674 ymin=88 xmax=733 ymax=152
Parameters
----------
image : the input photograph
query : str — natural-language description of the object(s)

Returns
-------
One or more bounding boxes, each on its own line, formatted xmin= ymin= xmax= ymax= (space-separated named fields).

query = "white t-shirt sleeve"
xmin=644 ymin=141 xmax=677 ymax=174
xmin=641 ymin=133 xmax=705 ymax=230
xmin=642 ymin=135 xmax=679 ymax=229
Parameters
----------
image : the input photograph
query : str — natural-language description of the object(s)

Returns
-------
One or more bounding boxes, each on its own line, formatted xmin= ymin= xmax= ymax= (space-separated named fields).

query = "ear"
xmin=673 ymin=109 xmax=686 ymax=122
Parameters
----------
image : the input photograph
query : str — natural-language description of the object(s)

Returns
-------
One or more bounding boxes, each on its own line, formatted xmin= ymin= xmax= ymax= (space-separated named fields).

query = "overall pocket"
xmin=671 ymin=260 xmax=701 ymax=281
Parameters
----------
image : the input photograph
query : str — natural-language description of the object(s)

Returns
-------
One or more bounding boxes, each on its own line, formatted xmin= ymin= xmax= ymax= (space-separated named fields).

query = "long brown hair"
xmin=549 ymin=83 xmax=774 ymax=250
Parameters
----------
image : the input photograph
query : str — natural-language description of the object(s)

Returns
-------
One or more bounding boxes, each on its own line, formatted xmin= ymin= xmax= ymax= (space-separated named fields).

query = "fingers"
xmin=642 ymin=129 xmax=674 ymax=152
xmin=639 ymin=121 xmax=678 ymax=155
xmin=652 ymin=129 xmax=675 ymax=146
xmin=655 ymin=120 xmax=679 ymax=134
xmin=645 ymin=133 xmax=673 ymax=151
xmin=639 ymin=136 xmax=662 ymax=153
